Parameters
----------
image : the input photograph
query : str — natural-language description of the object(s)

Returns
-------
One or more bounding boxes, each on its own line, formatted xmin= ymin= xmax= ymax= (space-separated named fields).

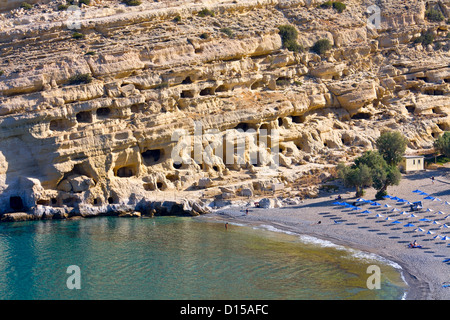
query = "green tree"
xmin=376 ymin=131 xmax=408 ymax=166
xmin=434 ymin=131 xmax=450 ymax=158
xmin=337 ymin=162 xmax=373 ymax=197
xmin=338 ymin=150 xmax=402 ymax=199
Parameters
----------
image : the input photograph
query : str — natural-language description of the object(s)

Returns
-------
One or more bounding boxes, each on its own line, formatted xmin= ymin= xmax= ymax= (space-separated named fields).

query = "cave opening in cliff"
xmin=50 ymin=119 xmax=72 ymax=131
xmin=215 ymin=85 xmax=228 ymax=93
xmin=291 ymin=115 xmax=304 ymax=124
xmin=351 ymin=112 xmax=371 ymax=120
xmin=142 ymin=149 xmax=164 ymax=166
xmin=76 ymin=111 xmax=93 ymax=123
xmin=251 ymin=80 xmax=264 ymax=90
xmin=9 ymin=196 xmax=24 ymax=212
xmin=181 ymin=90 xmax=195 ymax=98
xmin=115 ymin=165 xmax=137 ymax=178
xmin=96 ymin=107 xmax=111 ymax=118
xmin=199 ymin=87 xmax=215 ymax=96
xmin=182 ymin=76 xmax=193 ymax=84
xmin=107 ymin=197 xmax=115 ymax=204
xmin=234 ymin=122 xmax=257 ymax=132
xmin=173 ymin=162 xmax=182 ymax=169
xmin=405 ymin=105 xmax=416 ymax=114
xmin=276 ymin=77 xmax=290 ymax=86
xmin=424 ymin=89 xmax=444 ymax=96
xmin=277 ymin=117 xmax=283 ymax=126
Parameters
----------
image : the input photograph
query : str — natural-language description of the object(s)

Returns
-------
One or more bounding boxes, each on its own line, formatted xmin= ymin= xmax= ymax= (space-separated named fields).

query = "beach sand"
xmin=199 ymin=168 xmax=450 ymax=300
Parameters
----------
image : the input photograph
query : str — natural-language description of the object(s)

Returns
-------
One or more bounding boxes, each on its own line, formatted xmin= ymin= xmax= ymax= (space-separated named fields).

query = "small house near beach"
xmin=399 ymin=155 xmax=425 ymax=173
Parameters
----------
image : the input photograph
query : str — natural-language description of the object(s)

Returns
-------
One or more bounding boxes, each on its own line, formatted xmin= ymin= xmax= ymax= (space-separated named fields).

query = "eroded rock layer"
xmin=0 ymin=0 xmax=448 ymax=217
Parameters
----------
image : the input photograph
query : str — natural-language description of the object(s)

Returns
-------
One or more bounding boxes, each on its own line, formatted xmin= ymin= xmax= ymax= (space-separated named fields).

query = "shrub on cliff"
xmin=425 ymin=8 xmax=444 ymax=22
xmin=20 ymin=2 xmax=33 ymax=10
xmin=220 ymin=28 xmax=234 ymax=38
xmin=72 ymin=32 xmax=84 ymax=40
xmin=320 ymin=1 xmax=346 ymax=13
xmin=198 ymin=8 xmax=215 ymax=17
xmin=68 ymin=73 xmax=93 ymax=85
xmin=413 ymin=31 xmax=435 ymax=46
xmin=311 ymin=39 xmax=332 ymax=55
xmin=122 ymin=0 xmax=141 ymax=6
xmin=278 ymin=25 xmax=304 ymax=52
xmin=332 ymin=1 xmax=346 ymax=13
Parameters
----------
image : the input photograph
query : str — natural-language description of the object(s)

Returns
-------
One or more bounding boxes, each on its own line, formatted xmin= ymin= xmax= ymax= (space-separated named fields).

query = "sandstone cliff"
xmin=0 ymin=0 xmax=448 ymax=218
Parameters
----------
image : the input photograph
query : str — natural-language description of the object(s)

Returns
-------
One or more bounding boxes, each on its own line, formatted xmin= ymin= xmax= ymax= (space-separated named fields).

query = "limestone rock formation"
xmin=0 ymin=0 xmax=448 ymax=219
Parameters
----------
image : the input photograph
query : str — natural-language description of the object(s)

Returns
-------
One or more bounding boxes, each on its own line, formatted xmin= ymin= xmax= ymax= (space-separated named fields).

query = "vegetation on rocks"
xmin=311 ymin=39 xmax=332 ymax=55
xmin=278 ymin=25 xmax=304 ymax=52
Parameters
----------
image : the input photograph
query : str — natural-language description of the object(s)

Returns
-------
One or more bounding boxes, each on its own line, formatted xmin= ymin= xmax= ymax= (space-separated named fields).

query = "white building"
xmin=399 ymin=155 xmax=425 ymax=173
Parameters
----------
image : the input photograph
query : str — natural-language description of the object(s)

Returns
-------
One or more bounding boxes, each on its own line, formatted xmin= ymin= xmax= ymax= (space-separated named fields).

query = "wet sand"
xmin=199 ymin=168 xmax=450 ymax=300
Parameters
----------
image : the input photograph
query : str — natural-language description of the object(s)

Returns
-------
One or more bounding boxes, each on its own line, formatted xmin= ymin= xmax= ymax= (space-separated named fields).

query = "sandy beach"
xmin=199 ymin=167 xmax=450 ymax=300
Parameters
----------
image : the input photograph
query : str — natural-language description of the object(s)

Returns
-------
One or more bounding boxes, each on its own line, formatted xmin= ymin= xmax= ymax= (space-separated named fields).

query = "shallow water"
xmin=0 ymin=216 xmax=407 ymax=300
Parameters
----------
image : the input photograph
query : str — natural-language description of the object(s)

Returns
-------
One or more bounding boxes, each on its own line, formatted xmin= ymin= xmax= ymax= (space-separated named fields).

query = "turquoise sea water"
xmin=0 ymin=216 xmax=407 ymax=300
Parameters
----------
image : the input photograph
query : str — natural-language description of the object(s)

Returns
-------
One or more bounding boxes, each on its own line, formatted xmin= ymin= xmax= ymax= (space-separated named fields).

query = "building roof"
xmin=403 ymin=155 xmax=425 ymax=158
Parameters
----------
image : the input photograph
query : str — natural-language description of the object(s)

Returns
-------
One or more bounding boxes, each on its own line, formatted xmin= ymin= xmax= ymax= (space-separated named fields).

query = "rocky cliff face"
xmin=0 ymin=0 xmax=448 ymax=217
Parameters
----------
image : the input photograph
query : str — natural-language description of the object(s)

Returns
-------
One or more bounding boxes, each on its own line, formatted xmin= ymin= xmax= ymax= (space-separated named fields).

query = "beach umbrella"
xmin=443 ymin=236 xmax=450 ymax=241
xmin=370 ymin=202 xmax=381 ymax=206
xmin=426 ymin=208 xmax=433 ymax=212
xmin=408 ymin=214 xmax=417 ymax=218
xmin=424 ymin=196 xmax=435 ymax=200
xmin=420 ymin=192 xmax=429 ymax=196
xmin=344 ymin=203 xmax=353 ymax=207
xmin=397 ymin=199 xmax=407 ymax=203
xmin=433 ymin=198 xmax=442 ymax=202
xmin=391 ymin=196 xmax=399 ymax=201
xmin=444 ymin=215 xmax=450 ymax=220
xmin=364 ymin=199 xmax=374 ymax=203
xmin=333 ymin=201 xmax=343 ymax=205
xmin=400 ymin=211 xmax=408 ymax=215
xmin=361 ymin=210 xmax=371 ymax=214
xmin=376 ymin=214 xmax=384 ymax=218
xmin=440 ymin=224 xmax=449 ymax=229
xmin=384 ymin=204 xmax=391 ymax=208
xmin=419 ymin=218 xmax=432 ymax=222
xmin=427 ymin=230 xmax=435 ymax=235
xmin=414 ymin=227 xmax=425 ymax=232
xmin=391 ymin=220 xmax=401 ymax=224
xmin=412 ymin=189 xmax=422 ymax=193
xmin=433 ymin=235 xmax=441 ymax=240
xmin=438 ymin=211 xmax=445 ymax=215
xmin=392 ymin=208 xmax=399 ymax=212
xmin=357 ymin=198 xmax=366 ymax=202
xmin=385 ymin=217 xmax=392 ymax=221
xmin=432 ymin=220 xmax=440 ymax=225
xmin=404 ymin=223 xmax=415 ymax=227
xmin=351 ymin=207 xmax=360 ymax=211
xmin=445 ymin=201 xmax=450 ymax=205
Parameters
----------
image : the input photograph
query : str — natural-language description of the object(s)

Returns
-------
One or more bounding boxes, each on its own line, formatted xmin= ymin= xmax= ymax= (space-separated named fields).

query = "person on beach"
xmin=431 ymin=176 xmax=435 ymax=184
xmin=225 ymin=222 xmax=228 ymax=230
xmin=246 ymin=208 xmax=249 ymax=215
xmin=409 ymin=240 xmax=421 ymax=248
